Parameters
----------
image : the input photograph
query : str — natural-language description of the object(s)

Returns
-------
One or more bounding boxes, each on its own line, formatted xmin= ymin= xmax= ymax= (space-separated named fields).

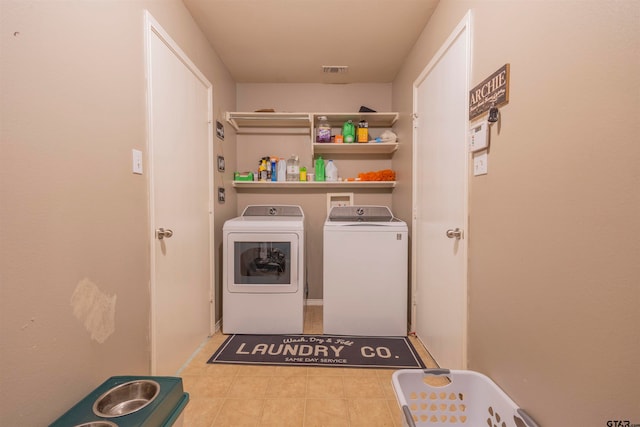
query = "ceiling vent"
xmin=322 ymin=65 xmax=349 ymax=74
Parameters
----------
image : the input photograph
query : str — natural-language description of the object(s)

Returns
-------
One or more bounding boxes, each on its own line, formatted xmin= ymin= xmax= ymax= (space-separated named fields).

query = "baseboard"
xmin=305 ymin=298 xmax=323 ymax=306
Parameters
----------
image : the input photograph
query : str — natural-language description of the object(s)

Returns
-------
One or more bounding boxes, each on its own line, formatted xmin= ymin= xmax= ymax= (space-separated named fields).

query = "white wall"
xmin=392 ymin=1 xmax=640 ymax=425
xmin=0 ymin=1 xmax=236 ymax=425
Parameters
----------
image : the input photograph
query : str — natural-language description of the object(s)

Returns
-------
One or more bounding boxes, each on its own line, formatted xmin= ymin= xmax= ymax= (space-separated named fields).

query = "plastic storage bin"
xmin=392 ymin=369 xmax=538 ymax=427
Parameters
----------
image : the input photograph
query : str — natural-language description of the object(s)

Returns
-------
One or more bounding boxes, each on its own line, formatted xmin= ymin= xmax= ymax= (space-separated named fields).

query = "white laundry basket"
xmin=392 ymin=369 xmax=538 ymax=427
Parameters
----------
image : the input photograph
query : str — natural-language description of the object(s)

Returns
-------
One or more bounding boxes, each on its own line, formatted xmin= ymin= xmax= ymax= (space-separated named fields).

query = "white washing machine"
xmin=223 ymin=205 xmax=305 ymax=334
xmin=323 ymin=206 xmax=408 ymax=336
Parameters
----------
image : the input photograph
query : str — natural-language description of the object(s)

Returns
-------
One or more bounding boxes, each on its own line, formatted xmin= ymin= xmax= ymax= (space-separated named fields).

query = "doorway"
xmin=144 ymin=12 xmax=214 ymax=375
xmin=412 ymin=11 xmax=471 ymax=369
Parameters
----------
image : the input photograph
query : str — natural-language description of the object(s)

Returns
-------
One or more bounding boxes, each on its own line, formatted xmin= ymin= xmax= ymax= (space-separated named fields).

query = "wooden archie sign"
xmin=469 ymin=64 xmax=510 ymax=120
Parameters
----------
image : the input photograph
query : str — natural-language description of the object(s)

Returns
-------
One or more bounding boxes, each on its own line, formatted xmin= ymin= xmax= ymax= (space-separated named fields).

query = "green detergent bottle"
xmin=315 ymin=156 xmax=325 ymax=182
xmin=342 ymin=120 xmax=356 ymax=143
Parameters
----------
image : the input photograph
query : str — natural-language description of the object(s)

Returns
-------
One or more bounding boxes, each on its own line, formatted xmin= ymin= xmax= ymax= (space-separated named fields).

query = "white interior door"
xmin=145 ymin=12 xmax=213 ymax=375
xmin=412 ymin=12 xmax=471 ymax=369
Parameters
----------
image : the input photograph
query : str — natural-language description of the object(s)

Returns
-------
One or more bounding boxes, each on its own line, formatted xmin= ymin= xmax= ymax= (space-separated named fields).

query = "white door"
xmin=145 ymin=12 xmax=214 ymax=375
xmin=412 ymin=12 xmax=471 ymax=369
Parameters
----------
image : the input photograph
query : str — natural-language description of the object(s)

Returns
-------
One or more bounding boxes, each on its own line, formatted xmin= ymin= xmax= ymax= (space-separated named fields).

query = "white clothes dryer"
xmin=323 ymin=206 xmax=408 ymax=336
xmin=223 ymin=205 xmax=305 ymax=334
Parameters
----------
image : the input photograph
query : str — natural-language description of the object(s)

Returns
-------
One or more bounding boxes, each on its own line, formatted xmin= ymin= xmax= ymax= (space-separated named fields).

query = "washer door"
xmin=226 ymin=232 xmax=299 ymax=293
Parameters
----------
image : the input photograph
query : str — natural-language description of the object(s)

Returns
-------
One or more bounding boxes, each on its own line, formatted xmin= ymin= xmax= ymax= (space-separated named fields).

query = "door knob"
xmin=446 ymin=228 xmax=463 ymax=240
xmin=156 ymin=228 xmax=173 ymax=240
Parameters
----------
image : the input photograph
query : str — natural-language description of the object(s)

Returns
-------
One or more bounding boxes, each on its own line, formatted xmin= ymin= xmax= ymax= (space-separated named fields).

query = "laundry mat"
xmin=207 ymin=334 xmax=426 ymax=369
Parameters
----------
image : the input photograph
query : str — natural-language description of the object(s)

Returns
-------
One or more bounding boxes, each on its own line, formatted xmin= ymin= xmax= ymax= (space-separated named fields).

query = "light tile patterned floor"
xmin=180 ymin=305 xmax=438 ymax=427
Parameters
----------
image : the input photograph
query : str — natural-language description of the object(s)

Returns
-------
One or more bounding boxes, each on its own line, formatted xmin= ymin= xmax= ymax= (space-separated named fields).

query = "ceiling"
xmin=182 ymin=0 xmax=440 ymax=84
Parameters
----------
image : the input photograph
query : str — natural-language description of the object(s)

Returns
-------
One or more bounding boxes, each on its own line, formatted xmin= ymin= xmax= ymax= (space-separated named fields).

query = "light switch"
xmin=473 ymin=151 xmax=488 ymax=176
xmin=132 ymin=149 xmax=143 ymax=175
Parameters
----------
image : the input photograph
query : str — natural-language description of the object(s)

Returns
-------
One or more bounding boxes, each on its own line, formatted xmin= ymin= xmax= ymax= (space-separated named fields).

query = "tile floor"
xmin=179 ymin=305 xmax=438 ymax=426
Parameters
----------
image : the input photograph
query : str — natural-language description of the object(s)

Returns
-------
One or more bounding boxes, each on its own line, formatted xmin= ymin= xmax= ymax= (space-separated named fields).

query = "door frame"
xmin=410 ymin=10 xmax=472 ymax=367
xmin=144 ymin=11 xmax=215 ymax=374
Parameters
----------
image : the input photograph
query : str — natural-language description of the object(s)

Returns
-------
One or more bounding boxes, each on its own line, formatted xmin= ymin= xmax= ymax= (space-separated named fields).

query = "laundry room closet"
xmin=232 ymin=82 xmax=399 ymax=303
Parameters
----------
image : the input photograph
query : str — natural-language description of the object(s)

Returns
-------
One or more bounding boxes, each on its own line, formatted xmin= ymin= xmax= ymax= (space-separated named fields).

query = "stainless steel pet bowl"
xmin=92 ymin=380 xmax=160 ymax=418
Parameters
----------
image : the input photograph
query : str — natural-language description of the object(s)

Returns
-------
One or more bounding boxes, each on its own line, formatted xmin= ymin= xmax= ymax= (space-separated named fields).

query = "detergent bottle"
xmin=258 ymin=159 xmax=268 ymax=181
xmin=277 ymin=158 xmax=287 ymax=182
xmin=286 ymin=154 xmax=300 ymax=181
xmin=314 ymin=156 xmax=325 ymax=182
xmin=342 ymin=120 xmax=356 ymax=143
xmin=316 ymin=116 xmax=331 ymax=143
xmin=357 ymin=119 xmax=369 ymax=143
xmin=326 ymin=160 xmax=338 ymax=181
xmin=270 ymin=157 xmax=277 ymax=181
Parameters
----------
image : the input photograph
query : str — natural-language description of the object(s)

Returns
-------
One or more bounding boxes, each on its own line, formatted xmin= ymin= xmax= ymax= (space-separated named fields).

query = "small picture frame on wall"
xmin=217 ymin=155 xmax=225 ymax=172
xmin=216 ymin=121 xmax=224 ymax=140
